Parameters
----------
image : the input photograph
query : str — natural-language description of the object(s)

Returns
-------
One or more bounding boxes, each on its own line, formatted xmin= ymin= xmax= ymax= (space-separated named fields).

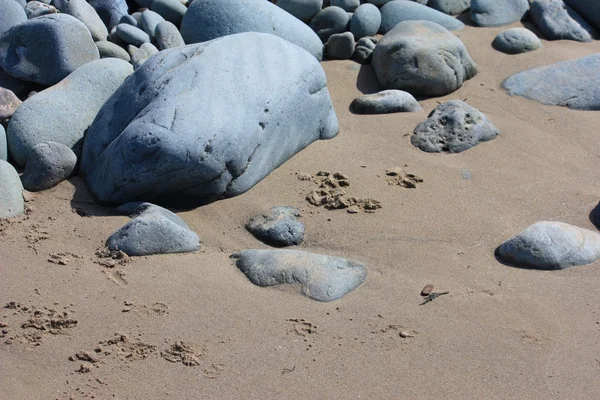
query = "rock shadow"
xmin=589 ymin=201 xmax=600 ymax=230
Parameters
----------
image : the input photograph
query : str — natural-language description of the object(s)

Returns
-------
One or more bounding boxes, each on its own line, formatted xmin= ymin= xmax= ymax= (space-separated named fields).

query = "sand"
xmin=2 ymin=20 xmax=600 ymax=400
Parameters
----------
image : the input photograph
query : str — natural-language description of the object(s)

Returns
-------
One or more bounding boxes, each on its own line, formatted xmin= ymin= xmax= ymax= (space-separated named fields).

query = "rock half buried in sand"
xmin=471 ymin=0 xmax=529 ymax=27
xmin=107 ymin=202 xmax=200 ymax=256
xmin=496 ymin=221 xmax=600 ymax=270
xmin=246 ymin=207 xmax=305 ymax=247
xmin=21 ymin=142 xmax=77 ymax=192
xmin=492 ymin=28 xmax=542 ymax=54
xmin=411 ymin=101 xmax=499 ymax=153
xmin=379 ymin=0 xmax=465 ymax=33
xmin=232 ymin=249 xmax=366 ymax=301
xmin=372 ymin=21 xmax=477 ymax=97
xmin=502 ymin=54 xmax=600 ymax=110
xmin=530 ymin=0 xmax=597 ymax=43
xmin=81 ymin=33 xmax=338 ymax=207
xmin=0 ymin=159 xmax=24 ymax=218
xmin=350 ymin=90 xmax=421 ymax=114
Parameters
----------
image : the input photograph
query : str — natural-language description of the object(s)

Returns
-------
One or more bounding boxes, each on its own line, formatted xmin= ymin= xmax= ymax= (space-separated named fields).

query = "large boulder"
xmin=180 ymin=0 xmax=324 ymax=60
xmin=0 ymin=0 xmax=27 ymax=37
xmin=0 ymin=159 xmax=24 ymax=218
xmin=0 ymin=14 xmax=100 ymax=86
xmin=380 ymin=0 xmax=465 ymax=34
xmin=471 ymin=0 xmax=529 ymax=27
xmin=564 ymin=0 xmax=600 ymax=31
xmin=21 ymin=141 xmax=77 ymax=192
xmin=276 ymin=0 xmax=323 ymax=23
xmin=80 ymin=33 xmax=339 ymax=207
xmin=530 ymin=0 xmax=597 ymax=43
xmin=502 ymin=54 xmax=600 ymax=110
xmin=7 ymin=58 xmax=132 ymax=166
xmin=372 ymin=21 xmax=477 ymax=96
xmin=54 ymin=0 xmax=109 ymax=42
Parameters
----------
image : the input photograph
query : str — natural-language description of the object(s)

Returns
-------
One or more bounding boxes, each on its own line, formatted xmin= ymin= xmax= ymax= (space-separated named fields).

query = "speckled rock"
xmin=0 ymin=87 xmax=22 ymax=120
xmin=492 ymin=28 xmax=542 ymax=54
xmin=309 ymin=6 xmax=350 ymax=42
xmin=96 ymin=40 xmax=131 ymax=61
xmin=276 ymin=0 xmax=323 ymax=22
xmin=349 ymin=3 xmax=381 ymax=39
xmin=471 ymin=0 xmax=529 ymax=27
xmin=326 ymin=32 xmax=355 ymax=59
xmin=246 ymin=206 xmax=305 ymax=246
xmin=530 ymin=0 xmax=597 ymax=43
xmin=21 ymin=141 xmax=77 ymax=192
xmin=351 ymin=90 xmax=421 ymax=114
xmin=380 ymin=0 xmax=465 ymax=33
xmin=155 ymin=21 xmax=185 ymax=50
xmin=0 ymin=0 xmax=27 ymax=37
xmin=55 ymin=0 xmax=109 ymax=42
xmin=0 ymin=159 xmax=24 ymax=218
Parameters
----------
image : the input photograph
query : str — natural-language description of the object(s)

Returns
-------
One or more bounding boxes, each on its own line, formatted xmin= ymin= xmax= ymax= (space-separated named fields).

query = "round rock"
xmin=492 ymin=28 xmax=542 ymax=54
xmin=54 ymin=0 xmax=109 ymax=42
xmin=309 ymin=6 xmax=350 ymax=42
xmin=331 ymin=0 xmax=359 ymax=12
xmin=246 ymin=206 xmax=305 ymax=246
xmin=155 ymin=21 xmax=185 ymax=50
xmin=139 ymin=10 xmax=165 ymax=40
xmin=21 ymin=142 xmax=77 ymax=192
xmin=349 ymin=3 xmax=381 ymax=39
xmin=115 ymin=23 xmax=151 ymax=47
xmin=0 ymin=0 xmax=27 ymax=36
xmin=96 ymin=40 xmax=131 ymax=61
xmin=350 ymin=90 xmax=421 ymax=114
xmin=150 ymin=0 xmax=187 ymax=26
xmin=0 ymin=87 xmax=22 ymax=120
xmin=326 ymin=32 xmax=355 ymax=59
xmin=0 ymin=159 xmax=24 ymax=218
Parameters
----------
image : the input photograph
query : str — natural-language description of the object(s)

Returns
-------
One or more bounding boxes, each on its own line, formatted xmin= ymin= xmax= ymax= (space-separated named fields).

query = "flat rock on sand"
xmin=496 ymin=221 xmax=600 ymax=270
xmin=246 ymin=206 xmax=305 ymax=247
xmin=502 ymin=53 xmax=600 ymax=110
xmin=232 ymin=249 xmax=367 ymax=301
xmin=350 ymin=90 xmax=421 ymax=114
xmin=0 ymin=159 xmax=24 ymax=218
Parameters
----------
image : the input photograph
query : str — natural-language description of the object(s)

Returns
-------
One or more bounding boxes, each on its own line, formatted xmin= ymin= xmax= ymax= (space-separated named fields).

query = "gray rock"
xmin=7 ymin=58 xmax=132 ymax=166
xmin=115 ymin=23 xmax=151 ymax=47
xmin=130 ymin=42 xmax=159 ymax=69
xmin=54 ymin=0 xmax=109 ymax=42
xmin=380 ymin=0 xmax=465 ymax=34
xmin=372 ymin=21 xmax=477 ymax=96
xmin=427 ymin=0 xmax=471 ymax=15
xmin=87 ymin=0 xmax=128 ymax=30
xmin=139 ymin=10 xmax=165 ymax=40
xmin=96 ymin=40 xmax=131 ymax=61
xmin=411 ymin=100 xmax=499 ymax=153
xmin=366 ymin=0 xmax=395 ymax=5
xmin=351 ymin=90 xmax=421 ymax=114
xmin=326 ymin=32 xmax=355 ymax=59
xmin=0 ymin=160 xmax=24 ymax=218
xmin=21 ymin=141 xmax=77 ymax=191
xmin=0 ymin=125 xmax=7 ymax=161
xmin=151 ymin=0 xmax=187 ymax=26
xmin=232 ymin=249 xmax=366 ymax=301
xmin=349 ymin=3 xmax=381 ymax=39
xmin=470 ymin=0 xmax=529 ymax=27
xmin=502 ymin=54 xmax=600 ymax=110
xmin=119 ymin=15 xmax=137 ymax=27
xmin=155 ymin=21 xmax=185 ymax=50
xmin=564 ymin=0 xmax=600 ymax=31
xmin=0 ymin=87 xmax=22 ymax=120
xmin=331 ymin=0 xmax=359 ymax=12
xmin=354 ymin=36 xmax=377 ymax=64
xmin=107 ymin=203 xmax=200 ymax=256
xmin=0 ymin=0 xmax=27 ymax=37
xmin=530 ymin=0 xmax=597 ymax=43
xmin=246 ymin=206 xmax=305 ymax=246
xmin=309 ymin=6 xmax=350 ymax=42
xmin=276 ymin=0 xmax=323 ymax=22
xmin=25 ymin=1 xmax=58 ymax=18
xmin=496 ymin=221 xmax=600 ymax=270
xmin=0 ymin=14 xmax=100 ymax=86
xmin=80 ymin=33 xmax=338 ymax=207
xmin=492 ymin=28 xmax=541 ymax=54
xmin=181 ymin=0 xmax=324 ymax=60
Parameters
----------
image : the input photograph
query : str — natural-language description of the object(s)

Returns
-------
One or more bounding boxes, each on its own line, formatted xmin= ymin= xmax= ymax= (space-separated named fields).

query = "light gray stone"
xmin=326 ymin=32 xmax=355 ymax=59
xmin=115 ymin=23 xmax=151 ymax=47
xmin=471 ymin=0 xmax=529 ymax=27
xmin=349 ymin=3 xmax=381 ymax=39
xmin=276 ymin=0 xmax=323 ymax=22
xmin=130 ymin=42 xmax=159 ymax=69
xmin=7 ymin=58 xmax=133 ymax=166
xmin=107 ymin=202 xmax=200 ymax=256
xmin=25 ymin=1 xmax=58 ymax=18
xmin=139 ymin=10 xmax=165 ymax=40
xmin=54 ymin=0 xmax=109 ymax=42
xmin=0 ymin=0 xmax=27 ymax=37
xmin=564 ymin=0 xmax=600 ymax=31
xmin=502 ymin=54 xmax=600 ymax=110
xmin=427 ymin=0 xmax=471 ymax=15
xmin=496 ymin=221 xmax=600 ymax=270
xmin=351 ymin=90 xmax=421 ymax=114
xmin=155 ymin=21 xmax=185 ymax=50
xmin=411 ymin=100 xmax=499 ymax=153
xmin=119 ymin=14 xmax=137 ymax=27
xmin=87 ymin=0 xmax=128 ymax=30
xmin=21 ymin=141 xmax=77 ymax=191
xmin=181 ymin=0 xmax=324 ymax=60
xmin=232 ymin=249 xmax=367 ymax=301
xmin=372 ymin=20 xmax=476 ymax=96
xmin=80 ymin=33 xmax=338 ymax=207
xmin=0 ymin=125 xmax=7 ymax=161
xmin=530 ymin=0 xmax=597 ymax=43
xmin=150 ymin=0 xmax=187 ymax=26
xmin=96 ymin=40 xmax=131 ymax=61
xmin=0 ymin=87 xmax=22 ymax=120
xmin=0 ymin=159 xmax=24 ymax=218
xmin=492 ymin=28 xmax=542 ymax=54
xmin=246 ymin=206 xmax=305 ymax=246
xmin=331 ymin=0 xmax=359 ymax=12
xmin=309 ymin=6 xmax=350 ymax=42
xmin=380 ymin=0 xmax=465 ymax=34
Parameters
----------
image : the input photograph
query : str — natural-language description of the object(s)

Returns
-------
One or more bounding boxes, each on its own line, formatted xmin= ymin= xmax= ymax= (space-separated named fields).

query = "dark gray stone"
xmin=96 ymin=40 xmax=131 ymax=61
xmin=232 ymin=249 xmax=366 ymax=301
xmin=309 ymin=6 xmax=350 ymax=42
xmin=139 ymin=10 xmax=165 ymax=40
xmin=276 ymin=0 xmax=323 ymax=22
xmin=492 ymin=28 xmax=541 ymax=54
xmin=372 ymin=21 xmax=476 ymax=96
xmin=21 ymin=141 xmax=77 ymax=192
xmin=24 ymin=1 xmax=58 ymax=18
xmin=502 ymin=54 xmax=600 ymax=110
xmin=87 ymin=0 xmax=128 ymax=30
xmin=0 ymin=0 xmax=27 ymax=37
xmin=530 ymin=0 xmax=597 ymax=43
xmin=0 ymin=14 xmax=99 ymax=86
xmin=0 ymin=70 xmax=30 ymax=98
xmin=155 ymin=21 xmax=185 ymax=50
xmin=380 ymin=0 xmax=465 ymax=34
xmin=246 ymin=206 xmax=305 ymax=246
xmin=115 ymin=23 xmax=151 ymax=47
xmin=107 ymin=202 xmax=201 ymax=256
xmin=326 ymin=32 xmax=355 ymax=59
xmin=54 ymin=0 xmax=109 ymax=42
xmin=411 ymin=100 xmax=499 ymax=153
xmin=0 ymin=87 xmax=22 ymax=120
xmin=564 ymin=0 xmax=600 ymax=31
xmin=471 ymin=0 xmax=529 ymax=27
xmin=151 ymin=0 xmax=187 ymax=26
xmin=354 ymin=36 xmax=377 ymax=64
xmin=80 ymin=33 xmax=339 ymax=207
xmin=349 ymin=3 xmax=381 ymax=39
xmin=0 ymin=159 xmax=24 ymax=218
xmin=351 ymin=90 xmax=421 ymax=114
xmin=427 ymin=0 xmax=471 ymax=15
xmin=7 ymin=59 xmax=132 ymax=166
xmin=496 ymin=221 xmax=600 ymax=270
xmin=181 ymin=0 xmax=324 ymax=60
xmin=0 ymin=125 xmax=7 ymax=161
xmin=331 ymin=0 xmax=359 ymax=12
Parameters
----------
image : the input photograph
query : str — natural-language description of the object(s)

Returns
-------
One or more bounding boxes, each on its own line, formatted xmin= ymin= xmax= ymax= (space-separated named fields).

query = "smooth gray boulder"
xmin=427 ymin=0 xmax=471 ymax=15
xmin=372 ymin=21 xmax=477 ymax=96
xmin=0 ymin=126 xmax=7 ymax=161
xmin=309 ymin=6 xmax=350 ymax=42
xmin=246 ymin=206 xmax=305 ymax=246
xmin=351 ymin=90 xmax=421 ymax=114
xmin=380 ymin=0 xmax=465 ymax=33
xmin=87 ymin=0 xmax=128 ymax=30
xmin=0 ymin=0 xmax=27 ymax=37
xmin=96 ymin=40 xmax=131 ymax=61
xmin=276 ymin=0 xmax=323 ymax=22
xmin=155 ymin=21 xmax=185 ymax=50
xmin=232 ymin=249 xmax=366 ymax=301
xmin=530 ymin=0 xmax=597 ymax=43
xmin=492 ymin=28 xmax=542 ymax=54
xmin=354 ymin=36 xmax=377 ymax=64
xmin=54 ymin=0 xmax=109 ymax=42
xmin=0 ymin=14 xmax=100 ymax=86
xmin=502 ymin=54 xmax=600 ymax=110
xmin=7 ymin=58 xmax=132 ymax=166
xmin=107 ymin=202 xmax=200 ymax=256
xmin=564 ymin=0 xmax=600 ymax=31
xmin=0 ymin=159 xmax=24 ymax=218
xmin=181 ymin=0 xmax=324 ymax=60
xmin=21 ymin=141 xmax=77 ymax=192
xmin=411 ymin=100 xmax=499 ymax=153
xmin=326 ymin=32 xmax=355 ymax=59
xmin=0 ymin=87 xmax=22 ymax=120
xmin=115 ymin=23 xmax=151 ymax=47
xmin=139 ymin=10 xmax=165 ymax=40
xmin=496 ymin=221 xmax=600 ymax=270
xmin=331 ymin=0 xmax=359 ymax=12
xmin=150 ymin=0 xmax=187 ymax=26
xmin=471 ymin=0 xmax=529 ymax=27
xmin=80 ymin=33 xmax=338 ymax=207
xmin=349 ymin=4 xmax=381 ymax=39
